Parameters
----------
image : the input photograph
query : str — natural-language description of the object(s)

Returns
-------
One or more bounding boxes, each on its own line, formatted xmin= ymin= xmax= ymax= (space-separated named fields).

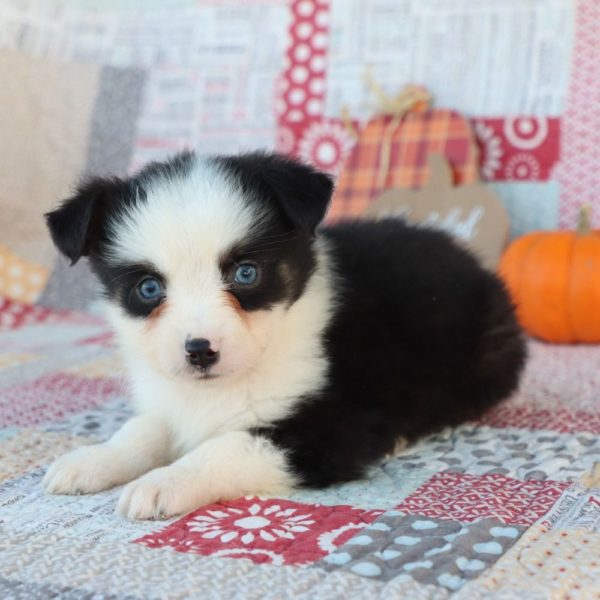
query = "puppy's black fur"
xmin=47 ymin=151 xmax=526 ymax=491
xmin=256 ymin=219 xmax=526 ymax=487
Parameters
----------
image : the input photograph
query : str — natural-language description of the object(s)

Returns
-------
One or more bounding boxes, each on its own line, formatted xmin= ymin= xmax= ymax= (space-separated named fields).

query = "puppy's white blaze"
xmin=107 ymin=158 xmax=266 ymax=270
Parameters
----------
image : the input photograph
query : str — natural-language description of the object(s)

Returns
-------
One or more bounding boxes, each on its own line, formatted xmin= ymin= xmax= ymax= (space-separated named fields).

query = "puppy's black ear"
xmin=220 ymin=153 xmax=334 ymax=233
xmin=45 ymin=177 xmax=127 ymax=265
xmin=258 ymin=154 xmax=334 ymax=233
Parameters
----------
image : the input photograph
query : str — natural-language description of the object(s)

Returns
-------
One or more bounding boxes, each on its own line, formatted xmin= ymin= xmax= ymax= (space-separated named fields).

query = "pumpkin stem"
xmin=577 ymin=204 xmax=593 ymax=236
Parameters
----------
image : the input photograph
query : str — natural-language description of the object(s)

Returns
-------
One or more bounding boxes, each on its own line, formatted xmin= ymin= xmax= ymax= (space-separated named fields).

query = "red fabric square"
xmin=478 ymin=405 xmax=600 ymax=434
xmin=474 ymin=117 xmax=560 ymax=181
xmin=134 ymin=497 xmax=381 ymax=566
xmin=76 ymin=331 xmax=116 ymax=348
xmin=395 ymin=472 xmax=568 ymax=526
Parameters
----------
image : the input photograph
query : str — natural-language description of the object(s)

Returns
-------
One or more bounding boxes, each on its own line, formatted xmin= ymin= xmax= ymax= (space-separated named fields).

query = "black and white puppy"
xmin=43 ymin=152 xmax=526 ymax=520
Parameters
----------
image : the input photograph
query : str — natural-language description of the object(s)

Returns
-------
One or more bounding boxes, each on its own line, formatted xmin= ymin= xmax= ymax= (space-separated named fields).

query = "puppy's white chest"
xmin=165 ymin=394 xmax=253 ymax=455
xmin=128 ymin=364 xmax=304 ymax=455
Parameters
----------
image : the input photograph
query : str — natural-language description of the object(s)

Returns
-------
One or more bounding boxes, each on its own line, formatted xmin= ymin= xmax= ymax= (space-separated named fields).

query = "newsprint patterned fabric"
xmin=1 ymin=297 xmax=600 ymax=599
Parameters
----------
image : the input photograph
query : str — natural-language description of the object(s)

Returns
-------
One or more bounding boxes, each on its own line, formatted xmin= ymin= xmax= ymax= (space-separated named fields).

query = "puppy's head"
xmin=46 ymin=152 xmax=333 ymax=381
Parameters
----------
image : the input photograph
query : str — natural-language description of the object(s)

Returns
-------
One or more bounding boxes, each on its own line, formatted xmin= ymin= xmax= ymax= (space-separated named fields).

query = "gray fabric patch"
xmin=84 ymin=65 xmax=146 ymax=178
xmin=38 ymin=257 xmax=100 ymax=312
xmin=39 ymin=65 xmax=146 ymax=310
xmin=44 ymin=399 xmax=133 ymax=439
xmin=0 ymin=577 xmax=132 ymax=599
xmin=390 ymin=425 xmax=600 ymax=483
xmin=319 ymin=512 xmax=524 ymax=591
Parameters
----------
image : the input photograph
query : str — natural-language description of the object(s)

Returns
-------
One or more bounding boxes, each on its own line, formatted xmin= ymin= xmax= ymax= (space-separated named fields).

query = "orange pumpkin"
xmin=499 ymin=207 xmax=600 ymax=343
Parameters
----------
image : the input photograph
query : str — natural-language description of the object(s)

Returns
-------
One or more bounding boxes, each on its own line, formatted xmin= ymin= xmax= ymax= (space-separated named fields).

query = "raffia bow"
xmin=342 ymin=75 xmax=432 ymax=190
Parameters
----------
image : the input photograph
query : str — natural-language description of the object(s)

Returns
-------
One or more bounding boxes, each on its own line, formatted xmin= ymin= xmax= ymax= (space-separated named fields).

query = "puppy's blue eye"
xmin=234 ymin=264 xmax=258 ymax=285
xmin=138 ymin=277 xmax=163 ymax=300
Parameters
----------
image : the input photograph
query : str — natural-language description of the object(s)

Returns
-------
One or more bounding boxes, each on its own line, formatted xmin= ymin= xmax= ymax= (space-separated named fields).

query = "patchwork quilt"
xmin=1 ymin=297 xmax=600 ymax=599
xmin=2 ymin=1 xmax=600 ymax=597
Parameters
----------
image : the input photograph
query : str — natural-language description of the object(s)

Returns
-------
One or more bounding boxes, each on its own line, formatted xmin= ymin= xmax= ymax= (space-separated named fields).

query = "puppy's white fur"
xmin=43 ymin=161 xmax=337 ymax=520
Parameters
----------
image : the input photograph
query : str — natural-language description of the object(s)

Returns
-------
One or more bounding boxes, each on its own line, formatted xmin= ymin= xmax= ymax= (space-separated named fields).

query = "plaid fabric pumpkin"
xmin=328 ymin=108 xmax=479 ymax=222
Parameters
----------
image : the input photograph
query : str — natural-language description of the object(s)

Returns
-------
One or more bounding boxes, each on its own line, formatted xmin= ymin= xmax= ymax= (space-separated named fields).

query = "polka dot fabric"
xmin=277 ymin=0 xmax=355 ymax=177
xmin=0 ymin=244 xmax=48 ymax=304
xmin=278 ymin=0 xmax=329 ymax=128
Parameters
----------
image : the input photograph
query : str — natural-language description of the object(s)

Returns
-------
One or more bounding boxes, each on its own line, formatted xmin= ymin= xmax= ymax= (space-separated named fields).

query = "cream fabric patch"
xmin=0 ymin=49 xmax=99 ymax=270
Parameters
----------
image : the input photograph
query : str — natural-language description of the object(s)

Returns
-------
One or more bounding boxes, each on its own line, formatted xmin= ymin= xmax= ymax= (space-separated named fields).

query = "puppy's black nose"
xmin=185 ymin=338 xmax=220 ymax=369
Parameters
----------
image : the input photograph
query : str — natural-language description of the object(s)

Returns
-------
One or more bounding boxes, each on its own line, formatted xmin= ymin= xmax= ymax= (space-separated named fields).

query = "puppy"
xmin=43 ymin=152 xmax=526 ymax=520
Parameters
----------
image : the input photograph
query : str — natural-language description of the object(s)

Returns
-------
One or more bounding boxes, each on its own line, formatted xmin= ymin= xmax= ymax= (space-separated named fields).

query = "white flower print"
xmin=188 ymin=501 xmax=316 ymax=545
xmin=298 ymin=120 xmax=356 ymax=174
xmin=474 ymin=121 xmax=503 ymax=180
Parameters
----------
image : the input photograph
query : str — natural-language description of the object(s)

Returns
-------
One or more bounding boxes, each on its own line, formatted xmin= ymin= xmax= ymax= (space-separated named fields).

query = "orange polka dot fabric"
xmin=0 ymin=244 xmax=48 ymax=304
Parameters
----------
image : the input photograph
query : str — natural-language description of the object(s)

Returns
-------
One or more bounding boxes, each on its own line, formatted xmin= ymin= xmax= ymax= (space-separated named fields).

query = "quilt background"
xmin=1 ymin=1 xmax=600 ymax=598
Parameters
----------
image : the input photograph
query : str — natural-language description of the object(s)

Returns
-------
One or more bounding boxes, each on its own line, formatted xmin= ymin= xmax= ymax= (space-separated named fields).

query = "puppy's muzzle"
xmin=185 ymin=338 xmax=220 ymax=369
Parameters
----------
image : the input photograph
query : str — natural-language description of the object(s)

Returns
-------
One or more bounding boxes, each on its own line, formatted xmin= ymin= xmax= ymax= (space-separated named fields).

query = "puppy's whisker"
xmin=245 ymin=232 xmax=299 ymax=248
xmin=103 ymin=268 xmax=151 ymax=289
xmin=237 ymin=240 xmax=298 ymax=255
xmin=254 ymin=230 xmax=298 ymax=241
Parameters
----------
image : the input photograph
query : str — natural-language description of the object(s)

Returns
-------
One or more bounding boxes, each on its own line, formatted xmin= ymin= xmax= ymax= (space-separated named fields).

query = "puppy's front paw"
xmin=117 ymin=467 xmax=202 ymax=520
xmin=43 ymin=445 xmax=132 ymax=495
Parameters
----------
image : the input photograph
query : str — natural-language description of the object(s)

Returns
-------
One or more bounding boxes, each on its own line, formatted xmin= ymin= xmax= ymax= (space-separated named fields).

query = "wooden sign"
xmin=364 ymin=153 xmax=509 ymax=270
